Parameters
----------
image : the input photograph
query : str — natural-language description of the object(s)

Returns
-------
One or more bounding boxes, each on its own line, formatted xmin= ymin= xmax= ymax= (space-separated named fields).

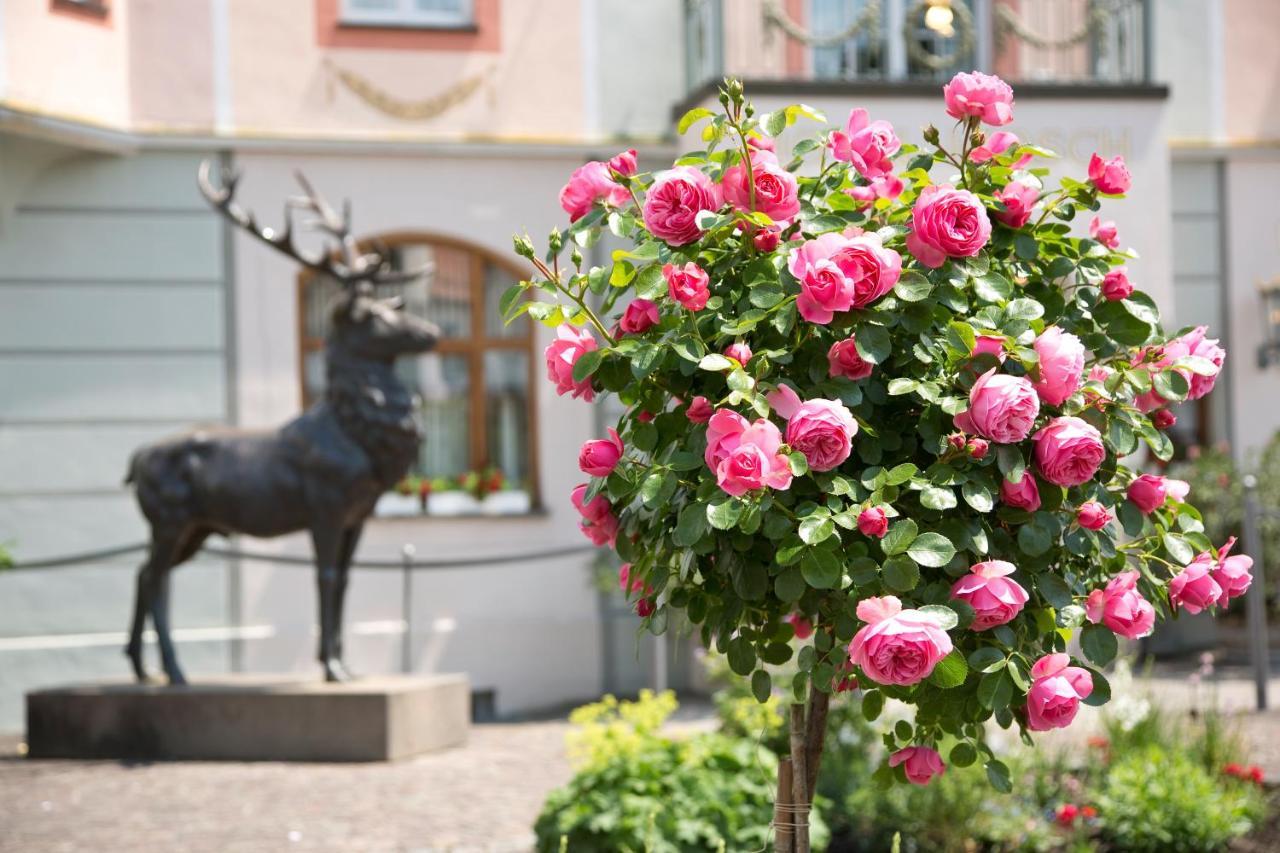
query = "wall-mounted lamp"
xmin=1257 ymin=277 xmax=1280 ymax=368
xmin=924 ymin=0 xmax=956 ymax=37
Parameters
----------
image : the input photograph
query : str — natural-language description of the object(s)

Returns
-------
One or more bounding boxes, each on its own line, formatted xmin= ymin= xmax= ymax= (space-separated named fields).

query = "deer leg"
xmin=311 ymin=524 xmax=347 ymax=682
xmin=329 ymin=524 xmax=364 ymax=680
xmin=150 ymin=570 xmax=187 ymax=686
xmin=126 ymin=534 xmax=182 ymax=683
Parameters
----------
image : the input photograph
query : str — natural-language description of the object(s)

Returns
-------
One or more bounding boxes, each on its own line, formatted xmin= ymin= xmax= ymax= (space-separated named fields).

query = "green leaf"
xmin=751 ymin=669 xmax=773 ymax=703
xmin=918 ymin=604 xmax=960 ymax=631
xmin=1162 ymin=532 xmax=1195 ymax=565
xmin=707 ymin=497 xmax=744 ymax=530
xmin=1014 ymin=234 xmax=1040 ymax=261
xmin=801 ymin=549 xmax=842 ymax=589
xmin=763 ymin=108 xmax=788 ymax=137
xmin=640 ymin=471 xmax=677 ymax=510
xmin=1082 ymin=624 xmax=1118 ymax=666
xmin=997 ymin=445 xmax=1026 ymax=483
xmin=977 ymin=669 xmax=1013 ymax=710
xmin=920 ymin=485 xmax=957 ymax=511
xmin=698 ymin=353 xmax=735 ymax=372
xmin=929 ymin=649 xmax=968 ymax=689
xmin=1004 ymin=297 xmax=1044 ymax=321
xmin=894 ymin=270 xmax=933 ymax=302
xmin=1037 ymin=573 xmax=1074 ymax=609
xmin=854 ymin=325 xmax=892 ymax=364
xmin=633 ymin=264 xmax=667 ymax=299
xmin=1081 ymin=668 xmax=1112 ymax=707
xmin=1153 ymin=369 xmax=1189 ymax=403
xmin=950 ymin=742 xmax=977 ymax=768
xmin=961 ymin=480 xmax=994 ymax=512
xmin=799 ymin=515 xmax=836 ymax=545
xmin=881 ymin=519 xmax=918 ymax=556
xmin=673 ymin=503 xmax=709 ymax=547
xmin=1018 ymin=522 xmax=1053 ymax=557
xmin=727 ymin=636 xmax=756 ymax=676
xmin=775 ymin=567 xmax=806 ymax=602
xmin=907 ymin=532 xmax=956 ymax=567
xmin=631 ymin=421 xmax=658 ymax=452
xmin=882 ymin=555 xmax=920 ymax=592
xmin=986 ymin=759 xmax=1013 ymax=793
xmin=973 ymin=271 xmax=1013 ymax=302
xmin=887 ymin=378 xmax=919 ymax=396
xmin=967 ymin=647 xmax=1005 ymax=672
xmin=861 ymin=689 xmax=884 ymax=721
xmin=885 ymin=463 xmax=918 ymax=486
xmin=676 ymin=106 xmax=714 ymax=135
xmin=571 ymin=349 xmax=603 ymax=383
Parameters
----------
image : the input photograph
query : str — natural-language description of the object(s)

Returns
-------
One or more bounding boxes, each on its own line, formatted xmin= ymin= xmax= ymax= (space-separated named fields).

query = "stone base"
xmin=25 ymin=674 xmax=469 ymax=762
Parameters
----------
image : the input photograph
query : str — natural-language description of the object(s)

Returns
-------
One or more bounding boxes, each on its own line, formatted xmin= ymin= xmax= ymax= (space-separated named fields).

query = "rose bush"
xmin=507 ymin=75 xmax=1244 ymax=840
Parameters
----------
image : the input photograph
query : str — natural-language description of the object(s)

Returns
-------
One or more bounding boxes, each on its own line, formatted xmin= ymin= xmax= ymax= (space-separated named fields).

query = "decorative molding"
xmin=323 ymin=59 xmax=493 ymax=122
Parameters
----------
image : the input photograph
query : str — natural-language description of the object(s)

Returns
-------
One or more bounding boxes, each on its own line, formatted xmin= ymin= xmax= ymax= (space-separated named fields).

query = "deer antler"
xmin=197 ymin=160 xmax=423 ymax=286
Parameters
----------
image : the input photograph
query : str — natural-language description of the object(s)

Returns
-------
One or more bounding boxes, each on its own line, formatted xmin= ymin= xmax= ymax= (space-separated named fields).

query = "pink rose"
xmin=858 ymin=506 xmax=889 ymax=538
xmin=664 ymin=262 xmax=710 ymax=311
xmin=906 ymin=184 xmax=992 ymax=268
xmin=950 ymin=560 xmax=1029 ymax=630
xmin=1209 ymin=537 xmax=1254 ymax=606
xmin=1181 ymin=326 xmax=1227 ymax=400
xmin=722 ymin=149 xmax=800 ymax=223
xmin=969 ymin=130 xmax=1019 ymax=163
xmin=705 ymin=409 xmax=750 ymax=469
xmin=1085 ymin=571 xmax=1155 ymax=639
xmin=725 ymin=341 xmax=752 ymax=365
xmin=847 ymin=174 xmax=904 ymax=207
xmin=571 ymin=483 xmax=618 ymax=546
xmin=1076 ymin=501 xmax=1113 ymax=530
xmin=1169 ymin=557 xmax=1224 ymax=615
xmin=954 ymin=369 xmax=1040 ymax=444
xmin=1101 ymin=268 xmax=1133 ymax=301
xmin=1088 ymin=153 xmax=1131 ymax=195
xmin=943 ymin=71 xmax=1015 ymax=126
xmin=768 ymin=384 xmax=857 ymax=472
xmin=1032 ymin=417 xmax=1105 ymax=487
xmin=545 ymin=324 xmax=598 ymax=401
xmin=559 ymin=154 xmax=633 ymax=222
xmin=715 ymin=420 xmax=794 ymax=497
xmin=972 ymin=335 xmax=1006 ymax=362
xmin=828 ymin=336 xmax=874 ymax=380
xmin=1033 ymin=327 xmax=1086 ymax=406
xmin=1001 ymin=474 xmax=1041 ymax=512
xmin=618 ymin=562 xmax=651 ymax=597
xmin=786 ymin=612 xmax=814 ymax=640
xmin=848 ymin=596 xmax=953 ymax=686
xmin=753 ymin=226 xmax=781 ymax=252
xmin=1089 ymin=216 xmax=1120 ymax=249
xmin=686 ymin=395 xmax=713 ymax=423
xmin=787 ymin=231 xmax=902 ymax=323
xmin=634 ymin=597 xmax=655 ymax=618
xmin=607 ymin=148 xmax=638 ymax=178
xmin=1152 ymin=409 xmax=1176 ymax=430
xmin=993 ymin=180 xmax=1038 ymax=228
xmin=619 ymin=298 xmax=659 ymax=334
xmin=1025 ymin=653 xmax=1093 ymax=731
xmin=1132 ymin=326 xmax=1225 ymax=411
xmin=1127 ymin=474 xmax=1169 ymax=514
xmin=578 ymin=428 xmax=624 ymax=477
xmin=890 ymin=746 xmax=946 ymax=786
xmin=642 ymin=166 xmax=722 ymax=246
xmin=636 ymin=410 xmax=655 ymax=423
xmin=830 ymin=108 xmax=900 ymax=178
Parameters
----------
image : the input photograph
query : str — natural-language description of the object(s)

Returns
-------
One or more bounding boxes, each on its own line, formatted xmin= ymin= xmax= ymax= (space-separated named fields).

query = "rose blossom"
xmin=545 ymin=323 xmax=598 ymax=401
xmin=753 ymin=226 xmax=781 ymax=252
xmin=847 ymin=175 xmax=904 ymax=207
xmin=722 ymin=149 xmax=800 ymax=224
xmin=967 ymin=438 xmax=989 ymax=459
xmin=768 ymin=384 xmax=857 ymax=472
xmin=1089 ymin=216 xmax=1120 ymax=249
xmin=828 ymin=336 xmax=874 ymax=380
xmin=725 ymin=341 xmax=752 ymax=365
xmin=1076 ymin=500 xmax=1113 ymax=530
xmin=949 ymin=560 xmax=1029 ymax=630
xmin=634 ymin=597 xmax=655 ymax=618
xmin=1169 ymin=557 xmax=1224 ymax=615
xmin=972 ymin=335 xmax=1006 ymax=362
xmin=704 ymin=410 xmax=793 ymax=496
xmin=905 ymin=184 xmax=992 ymax=268
xmin=1152 ymin=409 xmax=1177 ymax=430
xmin=619 ymin=298 xmax=659 ymax=334
xmin=1182 ymin=326 xmax=1227 ymax=400
xmin=1209 ymin=537 xmax=1254 ymax=605
xmin=579 ymin=428 xmax=624 ymax=477
xmin=642 ymin=166 xmax=722 ymax=245
xmin=1132 ymin=326 xmax=1225 ymax=411
xmin=1127 ymin=474 xmax=1169 ymax=514
xmin=890 ymin=746 xmax=946 ymax=786
xmin=954 ymin=369 xmax=1040 ymax=443
xmin=1033 ymin=327 xmax=1086 ymax=406
xmin=1033 ymin=417 xmax=1105 ymax=487
xmin=969 ymin=130 xmax=1019 ymax=163
xmin=571 ymin=483 xmax=618 ymax=546
xmin=617 ymin=562 xmax=649 ymax=597
xmin=1025 ymin=653 xmax=1093 ymax=731
xmin=786 ymin=613 xmax=814 ymax=640
xmin=1088 ymin=153 xmax=1131 ymax=195
xmin=993 ymin=180 xmax=1038 ymax=228
xmin=686 ymin=395 xmax=713 ymax=423
xmin=1101 ymin=268 xmax=1133 ymax=301
xmin=848 ymin=596 xmax=953 ymax=686
xmin=1085 ymin=571 xmax=1155 ymax=639
xmin=559 ymin=152 xmax=634 ymax=221
xmin=829 ymin=108 xmax=900 ymax=178
xmin=787 ymin=231 xmax=902 ymax=323
xmin=943 ymin=71 xmax=1015 ymax=126
xmin=858 ymin=506 xmax=889 ymax=539
xmin=1001 ymin=474 xmax=1041 ymax=512
xmin=663 ymin=262 xmax=710 ymax=311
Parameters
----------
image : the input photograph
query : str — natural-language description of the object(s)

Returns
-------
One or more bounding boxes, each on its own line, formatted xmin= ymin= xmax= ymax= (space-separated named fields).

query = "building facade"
xmin=0 ymin=0 xmax=1277 ymax=730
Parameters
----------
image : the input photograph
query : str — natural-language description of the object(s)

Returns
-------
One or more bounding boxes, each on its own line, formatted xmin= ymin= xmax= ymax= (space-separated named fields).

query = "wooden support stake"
xmin=774 ymin=756 xmax=794 ymax=853
xmin=789 ymin=703 xmax=810 ymax=853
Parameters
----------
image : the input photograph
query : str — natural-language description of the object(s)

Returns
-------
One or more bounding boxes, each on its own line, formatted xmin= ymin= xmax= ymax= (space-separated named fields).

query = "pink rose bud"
xmin=1076 ymin=500 xmax=1113 ymax=530
xmin=946 ymin=432 xmax=968 ymax=452
xmin=954 ymin=369 xmax=1040 ymax=444
xmin=832 ymin=663 xmax=860 ymax=694
xmin=578 ymin=428 xmax=624 ymax=477
xmin=618 ymin=563 xmax=651 ymax=597
xmin=967 ymin=438 xmax=989 ymax=460
xmin=559 ymin=157 xmax=632 ymax=222
xmin=828 ymin=336 xmax=875 ymax=380
xmin=1209 ymin=537 xmax=1253 ymax=606
xmin=686 ymin=395 xmax=713 ymax=423
xmin=889 ymin=746 xmax=946 ymax=786
xmin=848 ymin=596 xmax=953 ymax=686
xmin=1085 ymin=571 xmax=1155 ymax=639
xmin=905 ymin=184 xmax=992 ymax=269
xmin=768 ymin=385 xmax=858 ymax=472
xmin=636 ymin=410 xmax=655 ymax=423
xmin=619 ymin=298 xmax=660 ymax=334
xmin=722 ymin=149 xmax=801 ymax=224
xmin=1088 ymin=153 xmax=1132 ymax=195
xmin=943 ymin=71 xmax=1015 ymax=126
xmin=1025 ymin=653 xmax=1093 ymax=731
xmin=1032 ymin=327 xmax=1086 ymax=407
xmin=663 ymin=261 xmax=711 ymax=311
xmin=1127 ymin=474 xmax=1168 ymax=514
xmin=545 ymin=324 xmax=598 ymax=401
xmin=1169 ymin=556 xmax=1224 ymax=615
xmin=642 ymin=166 xmax=722 ymax=246
xmin=1152 ymin=408 xmax=1176 ymax=430
xmin=857 ymin=506 xmax=889 ymax=539
xmin=972 ymin=335 xmax=1006 ymax=361
xmin=1101 ymin=268 xmax=1133 ymax=301
xmin=969 ymin=130 xmax=1019 ymax=163
xmin=1089 ymin=215 xmax=1120 ymax=249
xmin=725 ymin=341 xmax=752 ymax=365
xmin=1032 ymin=416 xmax=1106 ymax=487
xmin=787 ymin=231 xmax=902 ymax=324
xmin=829 ymin=108 xmax=901 ymax=178
xmin=635 ymin=597 xmax=656 ymax=618
xmin=571 ymin=483 xmax=619 ymax=546
xmin=950 ymin=560 xmax=1029 ymax=630
xmin=753 ymin=226 xmax=781 ymax=252
xmin=847 ymin=175 xmax=904 ymax=207
xmin=785 ymin=612 xmax=814 ymax=640
xmin=993 ymin=180 xmax=1038 ymax=228
xmin=1000 ymin=474 xmax=1041 ymax=512
xmin=607 ymin=148 xmax=637 ymax=177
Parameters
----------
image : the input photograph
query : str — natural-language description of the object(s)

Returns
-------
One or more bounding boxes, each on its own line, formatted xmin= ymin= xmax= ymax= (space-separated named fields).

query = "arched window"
xmin=298 ymin=233 xmax=537 ymax=514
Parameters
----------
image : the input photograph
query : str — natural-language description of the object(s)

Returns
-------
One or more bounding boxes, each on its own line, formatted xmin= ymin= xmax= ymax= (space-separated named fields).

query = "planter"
xmin=481 ymin=490 xmax=532 ymax=516
xmin=425 ymin=491 xmax=482 ymax=516
xmin=375 ymin=492 xmax=421 ymax=518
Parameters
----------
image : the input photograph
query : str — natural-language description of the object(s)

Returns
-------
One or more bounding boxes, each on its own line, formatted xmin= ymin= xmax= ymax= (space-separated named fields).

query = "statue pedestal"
xmin=25 ymin=674 xmax=470 ymax=762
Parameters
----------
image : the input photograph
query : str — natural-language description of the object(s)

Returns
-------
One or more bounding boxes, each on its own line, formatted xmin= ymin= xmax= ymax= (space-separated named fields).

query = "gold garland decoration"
xmin=324 ymin=59 xmax=493 ymax=121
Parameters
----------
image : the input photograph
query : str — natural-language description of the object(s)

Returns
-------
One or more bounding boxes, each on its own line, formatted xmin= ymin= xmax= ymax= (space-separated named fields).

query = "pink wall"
xmin=1224 ymin=0 xmax=1280 ymax=142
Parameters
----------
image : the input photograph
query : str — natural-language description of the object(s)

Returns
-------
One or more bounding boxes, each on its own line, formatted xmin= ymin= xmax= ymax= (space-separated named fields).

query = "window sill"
xmin=374 ymin=491 xmax=541 ymax=521
xmin=337 ymin=18 xmax=477 ymax=33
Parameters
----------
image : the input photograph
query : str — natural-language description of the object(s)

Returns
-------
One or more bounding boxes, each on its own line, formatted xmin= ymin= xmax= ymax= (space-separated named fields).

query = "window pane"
xmin=393 ymin=244 xmax=472 ymax=340
xmin=484 ymin=262 xmax=526 ymax=338
xmin=303 ymin=275 xmax=345 ymax=341
xmin=484 ymin=350 xmax=529 ymax=487
xmin=303 ymin=350 xmax=326 ymax=404
xmin=407 ymin=353 xmax=470 ymax=479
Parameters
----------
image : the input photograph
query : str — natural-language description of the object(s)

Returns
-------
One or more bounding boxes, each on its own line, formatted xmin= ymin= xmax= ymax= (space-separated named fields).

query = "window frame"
xmin=296 ymin=231 xmax=539 ymax=510
xmin=338 ymin=0 xmax=475 ymax=30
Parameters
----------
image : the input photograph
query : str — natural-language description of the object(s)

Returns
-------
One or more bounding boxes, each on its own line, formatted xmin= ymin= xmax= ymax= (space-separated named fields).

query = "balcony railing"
xmin=685 ymin=0 xmax=1152 ymax=94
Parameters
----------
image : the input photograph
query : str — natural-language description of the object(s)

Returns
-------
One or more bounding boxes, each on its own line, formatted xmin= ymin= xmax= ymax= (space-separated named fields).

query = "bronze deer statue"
xmin=124 ymin=162 xmax=439 ymax=684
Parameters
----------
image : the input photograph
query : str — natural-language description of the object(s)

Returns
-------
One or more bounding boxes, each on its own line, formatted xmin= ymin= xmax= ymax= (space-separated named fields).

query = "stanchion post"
xmin=1241 ymin=475 xmax=1271 ymax=711
xmin=401 ymin=543 xmax=416 ymax=674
